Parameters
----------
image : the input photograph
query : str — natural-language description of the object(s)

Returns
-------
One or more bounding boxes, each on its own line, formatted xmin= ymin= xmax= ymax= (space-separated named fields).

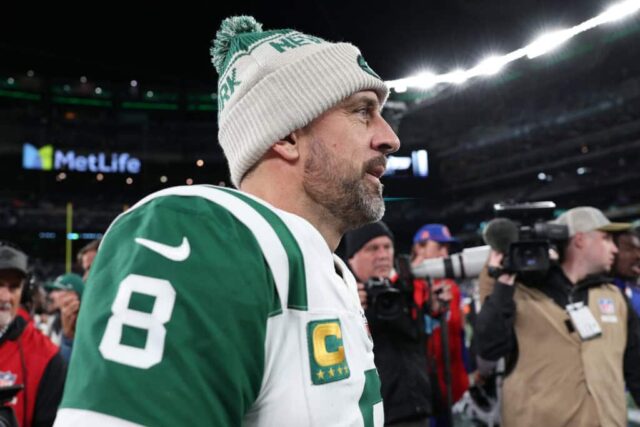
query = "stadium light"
xmin=443 ymin=69 xmax=468 ymax=85
xmin=470 ymin=55 xmax=509 ymax=76
xmin=394 ymin=84 xmax=408 ymax=93
xmin=525 ymin=29 xmax=573 ymax=59
xmin=385 ymin=0 xmax=640 ymax=91
xmin=411 ymin=72 xmax=437 ymax=89
xmin=599 ymin=0 xmax=640 ymax=23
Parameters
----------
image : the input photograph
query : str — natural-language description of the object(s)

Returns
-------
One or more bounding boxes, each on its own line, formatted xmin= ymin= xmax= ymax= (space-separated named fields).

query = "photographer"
xmin=346 ymin=222 xmax=448 ymax=426
xmin=411 ymin=224 xmax=469 ymax=417
xmin=0 ymin=242 xmax=65 ymax=427
xmin=476 ymin=207 xmax=640 ymax=426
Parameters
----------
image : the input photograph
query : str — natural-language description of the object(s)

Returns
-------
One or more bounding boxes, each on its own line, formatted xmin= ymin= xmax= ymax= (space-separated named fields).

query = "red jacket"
xmin=426 ymin=279 xmax=469 ymax=404
xmin=0 ymin=316 xmax=64 ymax=427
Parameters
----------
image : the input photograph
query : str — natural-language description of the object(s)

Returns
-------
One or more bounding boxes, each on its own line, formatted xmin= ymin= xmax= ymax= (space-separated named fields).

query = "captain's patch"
xmin=307 ymin=319 xmax=350 ymax=385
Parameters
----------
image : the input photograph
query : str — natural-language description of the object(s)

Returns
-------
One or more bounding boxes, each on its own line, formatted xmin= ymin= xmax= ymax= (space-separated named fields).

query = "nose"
xmin=0 ymin=285 xmax=10 ymax=300
xmin=372 ymin=115 xmax=400 ymax=155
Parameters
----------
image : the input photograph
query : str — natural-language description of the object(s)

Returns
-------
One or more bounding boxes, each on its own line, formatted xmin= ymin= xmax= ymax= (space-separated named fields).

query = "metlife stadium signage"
xmin=22 ymin=143 xmax=141 ymax=174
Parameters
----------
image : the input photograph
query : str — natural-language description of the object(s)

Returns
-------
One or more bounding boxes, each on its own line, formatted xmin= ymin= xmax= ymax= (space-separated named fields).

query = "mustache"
xmin=363 ymin=156 xmax=387 ymax=174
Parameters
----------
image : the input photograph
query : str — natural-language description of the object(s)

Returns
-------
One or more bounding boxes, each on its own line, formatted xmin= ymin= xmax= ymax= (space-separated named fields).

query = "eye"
xmin=355 ymin=105 xmax=373 ymax=121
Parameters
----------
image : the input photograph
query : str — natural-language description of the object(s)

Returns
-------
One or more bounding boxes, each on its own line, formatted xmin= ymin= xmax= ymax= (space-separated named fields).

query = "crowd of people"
xmin=2 ymin=14 xmax=640 ymax=427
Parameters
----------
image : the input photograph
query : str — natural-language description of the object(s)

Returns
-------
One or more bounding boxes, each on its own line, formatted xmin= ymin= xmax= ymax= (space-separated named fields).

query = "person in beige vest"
xmin=475 ymin=206 xmax=640 ymax=427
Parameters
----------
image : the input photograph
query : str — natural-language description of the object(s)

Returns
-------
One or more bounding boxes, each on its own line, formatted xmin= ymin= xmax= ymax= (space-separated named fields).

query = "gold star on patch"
xmin=316 ymin=370 xmax=325 ymax=380
xmin=344 ymin=367 xmax=349 ymax=374
xmin=337 ymin=367 xmax=343 ymax=375
xmin=328 ymin=368 xmax=335 ymax=377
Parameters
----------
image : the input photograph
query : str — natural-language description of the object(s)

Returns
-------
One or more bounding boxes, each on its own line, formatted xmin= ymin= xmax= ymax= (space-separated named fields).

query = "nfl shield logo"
xmin=598 ymin=298 xmax=615 ymax=315
xmin=0 ymin=371 xmax=16 ymax=387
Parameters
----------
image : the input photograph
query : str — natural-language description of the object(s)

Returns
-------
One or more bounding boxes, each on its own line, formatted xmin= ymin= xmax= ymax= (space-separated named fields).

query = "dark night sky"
xmin=1 ymin=0 xmax=610 ymax=83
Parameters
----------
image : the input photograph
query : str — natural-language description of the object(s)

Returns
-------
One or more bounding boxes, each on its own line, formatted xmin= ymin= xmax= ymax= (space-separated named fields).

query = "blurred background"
xmin=1 ymin=0 xmax=639 ymax=275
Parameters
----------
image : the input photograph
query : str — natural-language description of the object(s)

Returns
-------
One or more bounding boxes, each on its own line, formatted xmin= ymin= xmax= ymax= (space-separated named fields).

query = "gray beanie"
xmin=210 ymin=16 xmax=389 ymax=187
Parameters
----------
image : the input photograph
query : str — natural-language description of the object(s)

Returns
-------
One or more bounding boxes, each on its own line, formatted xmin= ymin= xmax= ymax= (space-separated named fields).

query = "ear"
xmin=573 ymin=232 xmax=586 ymax=249
xmin=271 ymin=134 xmax=300 ymax=162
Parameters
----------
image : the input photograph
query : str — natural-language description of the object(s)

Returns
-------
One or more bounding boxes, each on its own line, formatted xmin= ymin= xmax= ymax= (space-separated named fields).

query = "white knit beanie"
xmin=210 ymin=16 xmax=390 ymax=188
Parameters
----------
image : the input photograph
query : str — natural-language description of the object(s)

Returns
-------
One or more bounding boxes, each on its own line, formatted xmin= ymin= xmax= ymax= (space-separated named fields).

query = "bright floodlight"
xmin=446 ymin=69 xmax=468 ymax=84
xmin=394 ymin=84 xmax=408 ymax=93
xmin=385 ymin=0 xmax=640 ymax=92
xmin=473 ymin=55 xmax=508 ymax=76
xmin=599 ymin=0 xmax=640 ymax=23
xmin=526 ymin=29 xmax=573 ymax=58
xmin=414 ymin=72 xmax=437 ymax=89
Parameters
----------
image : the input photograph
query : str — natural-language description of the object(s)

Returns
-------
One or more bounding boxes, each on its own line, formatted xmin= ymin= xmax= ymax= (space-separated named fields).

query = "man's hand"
xmin=357 ymin=282 xmax=368 ymax=309
xmin=431 ymin=280 xmax=452 ymax=314
xmin=488 ymin=250 xmax=516 ymax=285
xmin=60 ymin=291 xmax=80 ymax=339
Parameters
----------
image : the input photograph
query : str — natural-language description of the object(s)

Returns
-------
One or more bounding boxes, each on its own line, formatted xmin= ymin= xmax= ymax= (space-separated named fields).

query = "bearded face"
xmin=303 ymin=136 xmax=386 ymax=230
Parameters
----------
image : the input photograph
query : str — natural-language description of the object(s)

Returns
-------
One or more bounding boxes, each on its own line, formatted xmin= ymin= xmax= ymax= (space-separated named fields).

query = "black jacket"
xmin=475 ymin=265 xmax=640 ymax=405
xmin=365 ymin=279 xmax=433 ymax=424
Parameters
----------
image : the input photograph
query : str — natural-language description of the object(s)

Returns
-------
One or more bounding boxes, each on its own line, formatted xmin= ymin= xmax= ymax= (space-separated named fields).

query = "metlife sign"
xmin=22 ymin=143 xmax=141 ymax=174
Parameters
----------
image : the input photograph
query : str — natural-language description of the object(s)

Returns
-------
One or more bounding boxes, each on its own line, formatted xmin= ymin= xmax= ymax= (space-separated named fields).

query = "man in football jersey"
xmin=56 ymin=15 xmax=399 ymax=427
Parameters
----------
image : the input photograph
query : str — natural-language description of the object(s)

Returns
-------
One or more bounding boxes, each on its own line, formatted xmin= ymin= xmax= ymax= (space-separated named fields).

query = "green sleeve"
xmin=60 ymin=195 xmax=279 ymax=426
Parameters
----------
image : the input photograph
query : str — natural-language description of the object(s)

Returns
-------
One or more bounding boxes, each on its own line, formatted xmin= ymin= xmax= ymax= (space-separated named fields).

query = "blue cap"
xmin=413 ymin=224 xmax=458 ymax=245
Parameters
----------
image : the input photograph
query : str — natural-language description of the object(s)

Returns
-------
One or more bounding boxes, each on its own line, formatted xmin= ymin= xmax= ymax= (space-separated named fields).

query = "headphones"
xmin=0 ymin=240 xmax=35 ymax=309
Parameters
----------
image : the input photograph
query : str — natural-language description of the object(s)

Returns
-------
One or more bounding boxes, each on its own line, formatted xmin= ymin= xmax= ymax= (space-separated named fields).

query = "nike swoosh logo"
xmin=134 ymin=236 xmax=191 ymax=262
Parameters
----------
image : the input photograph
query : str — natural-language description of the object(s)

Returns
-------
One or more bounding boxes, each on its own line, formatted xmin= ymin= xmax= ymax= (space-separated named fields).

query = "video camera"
xmin=0 ymin=385 xmax=23 ymax=427
xmin=484 ymin=201 xmax=569 ymax=274
xmin=364 ymin=256 xmax=414 ymax=321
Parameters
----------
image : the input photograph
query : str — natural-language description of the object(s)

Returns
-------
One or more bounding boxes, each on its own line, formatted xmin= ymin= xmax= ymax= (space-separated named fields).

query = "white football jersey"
xmin=55 ymin=185 xmax=383 ymax=427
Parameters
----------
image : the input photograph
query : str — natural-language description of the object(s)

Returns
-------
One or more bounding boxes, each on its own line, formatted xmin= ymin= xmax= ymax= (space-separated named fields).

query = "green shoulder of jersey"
xmin=61 ymin=187 xmax=293 ymax=426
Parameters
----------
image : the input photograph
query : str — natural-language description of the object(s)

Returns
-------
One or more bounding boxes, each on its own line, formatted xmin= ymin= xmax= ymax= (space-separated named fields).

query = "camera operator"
xmin=476 ymin=207 xmax=640 ymax=426
xmin=346 ymin=221 xmax=449 ymax=426
xmin=0 ymin=242 xmax=65 ymax=427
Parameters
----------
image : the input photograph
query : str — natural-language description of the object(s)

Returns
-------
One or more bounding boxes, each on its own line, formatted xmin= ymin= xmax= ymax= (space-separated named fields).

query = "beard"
xmin=303 ymin=138 xmax=385 ymax=230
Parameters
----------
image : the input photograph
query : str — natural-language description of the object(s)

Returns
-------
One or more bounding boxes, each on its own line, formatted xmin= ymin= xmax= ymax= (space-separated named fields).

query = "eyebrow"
xmin=341 ymin=93 xmax=380 ymax=111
